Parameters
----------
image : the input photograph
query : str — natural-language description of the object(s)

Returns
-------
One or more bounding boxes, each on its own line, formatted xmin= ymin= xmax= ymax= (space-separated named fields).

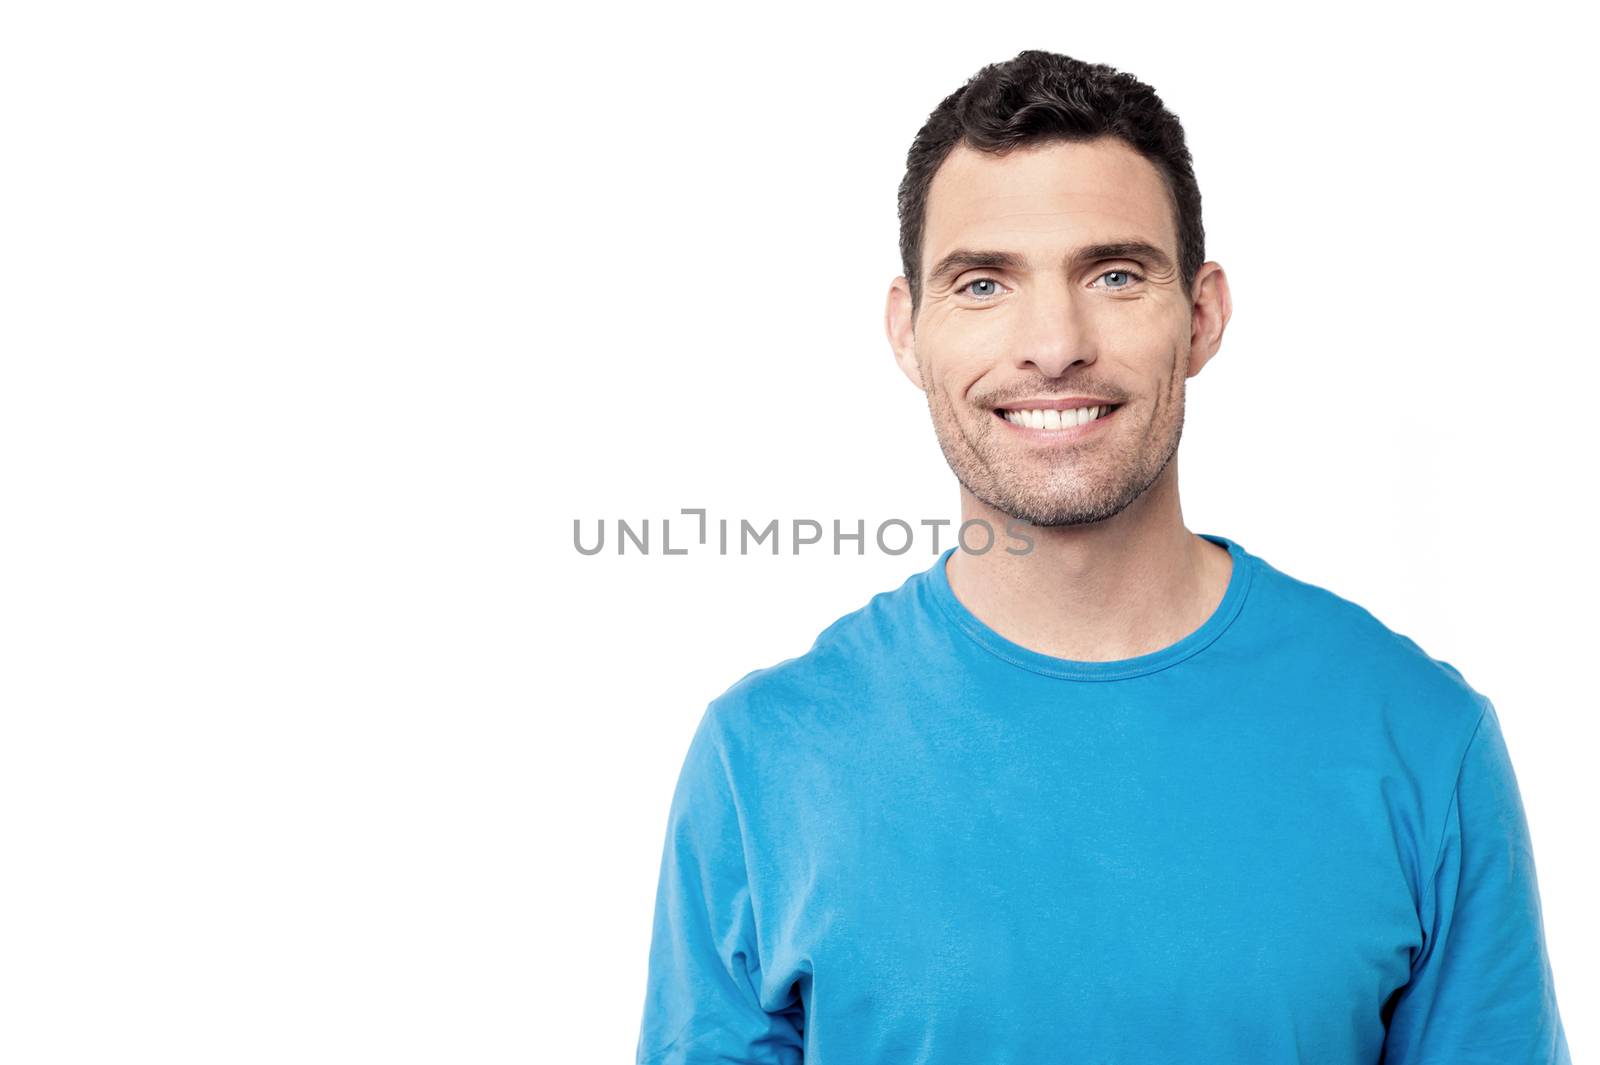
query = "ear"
xmin=886 ymin=276 xmax=925 ymax=390
xmin=1185 ymin=262 xmax=1232 ymax=378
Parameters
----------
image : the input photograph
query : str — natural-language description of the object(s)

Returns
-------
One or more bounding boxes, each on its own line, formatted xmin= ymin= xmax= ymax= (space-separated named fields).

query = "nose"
xmin=1013 ymin=282 xmax=1097 ymax=378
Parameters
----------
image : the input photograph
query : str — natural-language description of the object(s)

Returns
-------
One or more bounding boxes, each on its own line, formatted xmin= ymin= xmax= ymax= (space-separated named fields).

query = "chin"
xmin=966 ymin=478 xmax=1139 ymax=529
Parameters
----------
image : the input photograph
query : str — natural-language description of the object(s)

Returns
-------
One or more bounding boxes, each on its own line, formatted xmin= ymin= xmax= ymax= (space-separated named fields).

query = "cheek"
xmin=1093 ymin=297 xmax=1181 ymax=339
xmin=923 ymin=340 xmax=999 ymax=402
xmin=918 ymin=349 xmax=972 ymax=399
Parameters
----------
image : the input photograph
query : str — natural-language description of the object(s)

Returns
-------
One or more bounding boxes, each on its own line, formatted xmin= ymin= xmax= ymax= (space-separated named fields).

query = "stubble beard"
xmin=923 ymin=359 xmax=1186 ymax=529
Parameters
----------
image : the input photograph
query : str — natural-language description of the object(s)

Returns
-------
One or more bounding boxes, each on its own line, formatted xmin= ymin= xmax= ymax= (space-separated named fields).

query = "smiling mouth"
xmin=994 ymin=403 xmax=1121 ymax=430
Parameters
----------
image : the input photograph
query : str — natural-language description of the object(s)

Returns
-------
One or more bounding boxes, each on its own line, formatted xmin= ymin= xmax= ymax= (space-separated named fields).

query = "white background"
xmin=3 ymin=2 xmax=1594 ymax=1061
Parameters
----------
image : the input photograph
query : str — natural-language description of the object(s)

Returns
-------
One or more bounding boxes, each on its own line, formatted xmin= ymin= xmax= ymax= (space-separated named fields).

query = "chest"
xmin=763 ymin=712 xmax=1422 ymax=1060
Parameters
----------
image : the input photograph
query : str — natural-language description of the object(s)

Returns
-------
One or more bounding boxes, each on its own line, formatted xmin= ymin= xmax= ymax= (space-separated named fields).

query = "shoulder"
xmin=698 ymin=562 xmax=930 ymax=751
xmin=1244 ymin=546 xmax=1490 ymax=742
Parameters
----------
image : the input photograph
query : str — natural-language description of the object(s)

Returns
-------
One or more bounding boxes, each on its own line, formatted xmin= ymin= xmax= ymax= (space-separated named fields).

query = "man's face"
xmin=888 ymin=137 xmax=1218 ymax=527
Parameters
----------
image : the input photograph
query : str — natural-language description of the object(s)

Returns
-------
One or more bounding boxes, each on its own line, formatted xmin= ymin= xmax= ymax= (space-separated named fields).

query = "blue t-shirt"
xmin=636 ymin=534 xmax=1569 ymax=1064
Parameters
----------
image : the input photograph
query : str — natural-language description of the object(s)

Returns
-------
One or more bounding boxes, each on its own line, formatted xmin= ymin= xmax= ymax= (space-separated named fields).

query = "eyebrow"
xmin=927 ymin=240 xmax=1175 ymax=285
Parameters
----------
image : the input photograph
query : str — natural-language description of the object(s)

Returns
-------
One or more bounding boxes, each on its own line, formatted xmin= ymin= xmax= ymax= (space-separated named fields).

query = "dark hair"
xmin=897 ymin=50 xmax=1205 ymax=315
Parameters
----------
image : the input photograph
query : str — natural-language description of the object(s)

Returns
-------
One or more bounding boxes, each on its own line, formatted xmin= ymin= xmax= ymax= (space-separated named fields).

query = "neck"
xmin=943 ymin=455 xmax=1233 ymax=662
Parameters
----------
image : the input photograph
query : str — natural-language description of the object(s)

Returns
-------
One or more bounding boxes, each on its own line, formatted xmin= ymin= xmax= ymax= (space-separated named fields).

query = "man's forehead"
xmin=923 ymin=138 xmax=1176 ymax=267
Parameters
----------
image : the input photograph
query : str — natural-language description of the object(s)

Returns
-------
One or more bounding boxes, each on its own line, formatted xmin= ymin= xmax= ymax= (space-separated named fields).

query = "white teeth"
xmin=1003 ymin=405 xmax=1112 ymax=429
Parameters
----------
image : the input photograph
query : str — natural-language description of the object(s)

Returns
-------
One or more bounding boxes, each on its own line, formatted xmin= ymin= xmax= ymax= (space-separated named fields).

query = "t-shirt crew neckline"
xmin=927 ymin=531 xmax=1256 ymax=682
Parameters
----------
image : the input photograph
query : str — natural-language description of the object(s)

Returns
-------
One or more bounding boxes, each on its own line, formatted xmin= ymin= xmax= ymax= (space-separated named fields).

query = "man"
xmin=635 ymin=50 xmax=1569 ymax=1063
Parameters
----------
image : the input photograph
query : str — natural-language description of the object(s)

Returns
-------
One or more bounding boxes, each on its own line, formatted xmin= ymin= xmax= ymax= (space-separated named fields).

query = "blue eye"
xmin=1098 ymin=269 xmax=1144 ymax=290
xmin=962 ymin=278 xmax=1002 ymax=299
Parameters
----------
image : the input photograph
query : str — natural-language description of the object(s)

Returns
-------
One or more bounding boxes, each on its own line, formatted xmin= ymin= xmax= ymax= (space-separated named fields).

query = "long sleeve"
xmin=1381 ymin=700 xmax=1570 ymax=1063
xmin=636 ymin=708 xmax=805 ymax=1065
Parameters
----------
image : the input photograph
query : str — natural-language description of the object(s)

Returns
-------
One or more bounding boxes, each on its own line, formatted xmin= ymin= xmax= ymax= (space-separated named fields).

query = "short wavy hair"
xmin=897 ymin=50 xmax=1205 ymax=315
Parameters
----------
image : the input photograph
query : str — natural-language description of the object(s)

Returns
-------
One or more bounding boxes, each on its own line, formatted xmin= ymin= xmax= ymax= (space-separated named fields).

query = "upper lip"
xmin=992 ymin=397 xmax=1120 ymax=411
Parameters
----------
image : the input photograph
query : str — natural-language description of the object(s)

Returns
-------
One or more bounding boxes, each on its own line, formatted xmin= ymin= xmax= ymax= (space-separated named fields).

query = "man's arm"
xmin=635 ymin=707 xmax=804 ymax=1065
xmin=1382 ymin=699 xmax=1570 ymax=1063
